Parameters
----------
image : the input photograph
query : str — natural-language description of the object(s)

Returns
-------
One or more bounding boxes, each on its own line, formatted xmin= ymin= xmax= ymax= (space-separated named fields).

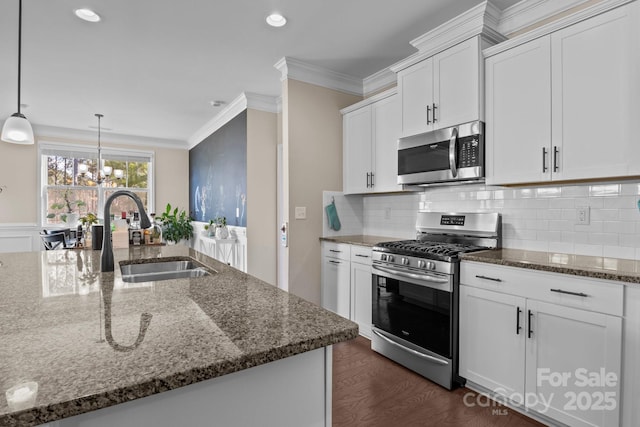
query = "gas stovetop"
xmin=374 ymin=239 xmax=488 ymax=261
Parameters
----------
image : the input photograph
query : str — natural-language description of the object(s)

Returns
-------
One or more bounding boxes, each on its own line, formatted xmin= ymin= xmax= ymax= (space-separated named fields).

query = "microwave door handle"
xmin=449 ymin=127 xmax=458 ymax=178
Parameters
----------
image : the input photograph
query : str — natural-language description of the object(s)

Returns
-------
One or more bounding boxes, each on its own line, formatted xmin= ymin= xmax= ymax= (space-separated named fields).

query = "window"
xmin=40 ymin=142 xmax=154 ymax=226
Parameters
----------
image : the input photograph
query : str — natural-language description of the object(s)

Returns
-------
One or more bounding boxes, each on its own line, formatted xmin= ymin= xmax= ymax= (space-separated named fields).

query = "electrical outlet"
xmin=295 ymin=206 xmax=306 ymax=220
xmin=384 ymin=207 xmax=391 ymax=220
xmin=576 ymin=206 xmax=590 ymax=225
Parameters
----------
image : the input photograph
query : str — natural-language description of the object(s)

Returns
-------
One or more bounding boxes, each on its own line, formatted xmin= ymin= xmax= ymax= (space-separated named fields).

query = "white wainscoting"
xmin=0 ymin=223 xmax=41 ymax=253
xmin=190 ymin=222 xmax=247 ymax=273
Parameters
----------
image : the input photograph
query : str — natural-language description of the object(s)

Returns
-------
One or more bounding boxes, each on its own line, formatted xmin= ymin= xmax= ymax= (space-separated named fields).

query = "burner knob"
xmin=427 ymin=262 xmax=436 ymax=270
xmin=418 ymin=260 xmax=426 ymax=269
xmin=387 ymin=255 xmax=395 ymax=263
xmin=380 ymin=254 xmax=387 ymax=261
xmin=401 ymin=257 xmax=409 ymax=266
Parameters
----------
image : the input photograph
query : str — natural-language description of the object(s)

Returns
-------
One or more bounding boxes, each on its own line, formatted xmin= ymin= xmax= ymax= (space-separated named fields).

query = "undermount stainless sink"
xmin=120 ymin=258 xmax=213 ymax=283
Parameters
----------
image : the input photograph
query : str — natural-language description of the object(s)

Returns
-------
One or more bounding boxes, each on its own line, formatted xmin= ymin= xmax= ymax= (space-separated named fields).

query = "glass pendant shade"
xmin=1 ymin=113 xmax=34 ymax=145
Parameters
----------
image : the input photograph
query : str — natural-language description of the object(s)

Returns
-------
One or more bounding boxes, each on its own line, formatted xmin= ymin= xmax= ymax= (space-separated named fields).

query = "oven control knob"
xmin=380 ymin=254 xmax=387 ymax=261
xmin=387 ymin=255 xmax=395 ymax=263
xmin=427 ymin=262 xmax=436 ymax=270
xmin=418 ymin=260 xmax=426 ymax=269
xmin=401 ymin=257 xmax=409 ymax=266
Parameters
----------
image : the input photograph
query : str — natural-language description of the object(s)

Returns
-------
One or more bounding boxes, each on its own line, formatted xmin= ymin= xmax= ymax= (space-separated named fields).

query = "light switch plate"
xmin=295 ymin=206 xmax=307 ymax=220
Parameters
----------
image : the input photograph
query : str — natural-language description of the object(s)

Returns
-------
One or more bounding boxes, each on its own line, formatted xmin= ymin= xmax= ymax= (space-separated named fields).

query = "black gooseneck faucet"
xmin=101 ymin=190 xmax=151 ymax=272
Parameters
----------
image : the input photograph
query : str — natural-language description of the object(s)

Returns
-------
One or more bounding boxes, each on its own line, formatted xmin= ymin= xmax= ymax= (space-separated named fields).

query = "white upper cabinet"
xmin=342 ymin=90 xmax=403 ymax=195
xmin=486 ymin=36 xmax=552 ymax=185
xmin=486 ymin=2 xmax=640 ymax=185
xmin=398 ymin=37 xmax=482 ymax=137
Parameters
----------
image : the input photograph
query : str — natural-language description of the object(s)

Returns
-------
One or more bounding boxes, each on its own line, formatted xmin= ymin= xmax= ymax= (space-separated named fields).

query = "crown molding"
xmin=31 ymin=124 xmax=187 ymax=150
xmin=363 ymin=67 xmax=397 ymax=97
xmin=485 ymin=0 xmax=633 ymax=57
xmin=274 ymin=57 xmax=363 ymax=96
xmin=187 ymin=92 xmax=278 ymax=149
xmin=390 ymin=1 xmax=506 ymax=73
xmin=340 ymin=87 xmax=398 ymax=115
xmin=498 ymin=0 xmax=590 ymax=36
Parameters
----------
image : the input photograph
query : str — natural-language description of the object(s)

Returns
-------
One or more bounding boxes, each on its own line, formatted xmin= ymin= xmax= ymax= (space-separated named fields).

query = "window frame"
xmin=38 ymin=141 xmax=155 ymax=226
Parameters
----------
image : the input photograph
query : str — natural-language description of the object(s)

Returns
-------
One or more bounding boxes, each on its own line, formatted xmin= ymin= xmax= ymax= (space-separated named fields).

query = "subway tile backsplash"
xmin=361 ymin=181 xmax=640 ymax=260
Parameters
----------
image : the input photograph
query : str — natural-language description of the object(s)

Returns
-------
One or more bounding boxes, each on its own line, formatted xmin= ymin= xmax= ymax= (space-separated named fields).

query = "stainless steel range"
xmin=371 ymin=211 xmax=501 ymax=389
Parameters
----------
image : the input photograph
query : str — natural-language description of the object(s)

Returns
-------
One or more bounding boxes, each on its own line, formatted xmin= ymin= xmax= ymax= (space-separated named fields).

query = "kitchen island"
xmin=0 ymin=245 xmax=358 ymax=427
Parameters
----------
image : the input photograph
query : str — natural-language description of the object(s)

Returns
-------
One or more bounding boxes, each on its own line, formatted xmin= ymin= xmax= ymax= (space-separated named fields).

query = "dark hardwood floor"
xmin=333 ymin=336 xmax=544 ymax=427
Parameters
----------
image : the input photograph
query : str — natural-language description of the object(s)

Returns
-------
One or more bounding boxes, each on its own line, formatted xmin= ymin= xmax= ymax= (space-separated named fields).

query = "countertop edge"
xmin=319 ymin=235 xmax=403 ymax=248
xmin=461 ymin=250 xmax=640 ymax=284
xmin=3 ymin=328 xmax=358 ymax=426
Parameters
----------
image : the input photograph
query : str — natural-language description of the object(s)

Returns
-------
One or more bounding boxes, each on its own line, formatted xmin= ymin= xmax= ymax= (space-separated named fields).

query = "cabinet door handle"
xmin=475 ymin=274 xmax=502 ymax=282
xmin=370 ymin=172 xmax=374 ymax=187
xmin=432 ymin=103 xmax=437 ymax=123
xmin=553 ymin=146 xmax=559 ymax=172
xmin=366 ymin=172 xmax=370 ymax=188
xmin=328 ymin=260 xmax=341 ymax=265
xmin=516 ymin=307 xmax=522 ymax=335
xmin=329 ymin=249 xmax=342 ymax=253
xmin=542 ymin=147 xmax=548 ymax=173
xmin=528 ymin=310 xmax=533 ymax=338
xmin=355 ymin=254 xmax=369 ymax=258
xmin=426 ymin=105 xmax=431 ymax=125
xmin=550 ymin=288 xmax=589 ymax=298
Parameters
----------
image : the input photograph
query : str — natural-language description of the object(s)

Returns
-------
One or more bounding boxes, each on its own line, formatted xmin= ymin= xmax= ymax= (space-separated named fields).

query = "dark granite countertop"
xmin=319 ymin=235 xmax=402 ymax=247
xmin=0 ymin=245 xmax=358 ymax=426
xmin=461 ymin=248 xmax=640 ymax=284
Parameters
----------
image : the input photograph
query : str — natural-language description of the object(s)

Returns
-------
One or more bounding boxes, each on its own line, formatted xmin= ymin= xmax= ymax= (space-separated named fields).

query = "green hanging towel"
xmin=325 ymin=199 xmax=341 ymax=231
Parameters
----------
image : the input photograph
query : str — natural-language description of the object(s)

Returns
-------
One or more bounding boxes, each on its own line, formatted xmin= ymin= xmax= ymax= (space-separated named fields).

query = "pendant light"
xmin=95 ymin=113 xmax=107 ymax=185
xmin=1 ymin=0 xmax=34 ymax=145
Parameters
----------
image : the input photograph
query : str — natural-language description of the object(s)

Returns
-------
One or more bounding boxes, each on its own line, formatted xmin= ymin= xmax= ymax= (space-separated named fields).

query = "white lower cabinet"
xmin=321 ymin=242 xmax=350 ymax=318
xmin=459 ymin=261 xmax=623 ymax=427
xmin=321 ymin=242 xmax=372 ymax=337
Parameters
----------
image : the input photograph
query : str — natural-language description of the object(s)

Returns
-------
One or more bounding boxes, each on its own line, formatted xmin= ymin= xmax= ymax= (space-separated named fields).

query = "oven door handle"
xmin=372 ymin=264 xmax=449 ymax=284
xmin=372 ymin=329 xmax=448 ymax=366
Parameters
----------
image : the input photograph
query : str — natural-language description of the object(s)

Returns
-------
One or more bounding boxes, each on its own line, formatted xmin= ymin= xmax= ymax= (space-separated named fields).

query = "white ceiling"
xmin=0 ymin=0 xmax=520 ymax=147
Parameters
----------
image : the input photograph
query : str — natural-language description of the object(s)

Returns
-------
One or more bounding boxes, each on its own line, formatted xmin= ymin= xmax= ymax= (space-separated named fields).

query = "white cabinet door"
xmin=372 ymin=93 xmax=402 ymax=193
xmin=525 ymin=300 xmax=622 ymax=427
xmin=551 ymin=3 xmax=639 ymax=181
xmin=398 ymin=57 xmax=434 ymax=137
xmin=433 ymin=37 xmax=481 ymax=129
xmin=485 ymin=36 xmax=552 ymax=185
xmin=343 ymin=105 xmax=373 ymax=194
xmin=321 ymin=257 xmax=351 ymax=318
xmin=459 ymin=285 xmax=526 ymax=399
xmin=350 ymin=261 xmax=372 ymax=339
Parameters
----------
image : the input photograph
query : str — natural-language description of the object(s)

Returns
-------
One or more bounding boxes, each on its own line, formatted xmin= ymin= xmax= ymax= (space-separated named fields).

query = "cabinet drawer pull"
xmin=550 ymin=288 xmax=589 ymax=298
xmin=355 ymin=254 xmax=370 ymax=258
xmin=426 ymin=105 xmax=431 ymax=125
xmin=329 ymin=249 xmax=342 ymax=253
xmin=328 ymin=260 xmax=341 ymax=265
xmin=553 ymin=146 xmax=559 ymax=172
xmin=542 ymin=147 xmax=548 ymax=173
xmin=432 ymin=103 xmax=437 ymax=122
xmin=516 ymin=307 xmax=522 ymax=335
xmin=528 ymin=310 xmax=533 ymax=338
xmin=475 ymin=275 xmax=502 ymax=282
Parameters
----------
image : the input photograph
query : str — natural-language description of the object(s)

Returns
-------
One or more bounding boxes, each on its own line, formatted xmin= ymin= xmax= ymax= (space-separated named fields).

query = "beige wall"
xmin=282 ymin=79 xmax=361 ymax=304
xmin=246 ymin=109 xmax=278 ymax=285
xmin=0 ymin=134 xmax=188 ymax=224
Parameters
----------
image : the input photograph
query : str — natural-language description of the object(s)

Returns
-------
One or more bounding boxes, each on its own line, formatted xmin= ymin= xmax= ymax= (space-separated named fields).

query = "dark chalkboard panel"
xmin=189 ymin=111 xmax=247 ymax=227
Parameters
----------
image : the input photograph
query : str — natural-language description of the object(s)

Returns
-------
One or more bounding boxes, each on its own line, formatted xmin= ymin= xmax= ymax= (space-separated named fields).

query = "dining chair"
xmin=40 ymin=232 xmax=68 ymax=250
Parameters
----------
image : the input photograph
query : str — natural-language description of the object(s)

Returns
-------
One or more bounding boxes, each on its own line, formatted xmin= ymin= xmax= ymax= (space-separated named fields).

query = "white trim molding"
xmin=274 ymin=57 xmax=363 ymax=96
xmin=340 ymin=87 xmax=397 ymax=115
xmin=0 ymin=223 xmax=41 ymax=253
xmin=390 ymin=1 xmax=506 ymax=73
xmin=363 ymin=68 xmax=397 ymax=98
xmin=485 ymin=0 xmax=634 ymax=57
xmin=498 ymin=0 xmax=591 ymax=36
xmin=187 ymin=92 xmax=278 ymax=149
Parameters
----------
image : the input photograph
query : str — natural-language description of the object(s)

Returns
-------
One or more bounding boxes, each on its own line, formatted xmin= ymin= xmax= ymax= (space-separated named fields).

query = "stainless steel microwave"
xmin=397 ymin=121 xmax=484 ymax=186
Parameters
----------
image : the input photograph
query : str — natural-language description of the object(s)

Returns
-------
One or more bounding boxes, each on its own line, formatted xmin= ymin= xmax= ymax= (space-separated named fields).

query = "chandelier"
xmin=78 ymin=114 xmax=123 ymax=186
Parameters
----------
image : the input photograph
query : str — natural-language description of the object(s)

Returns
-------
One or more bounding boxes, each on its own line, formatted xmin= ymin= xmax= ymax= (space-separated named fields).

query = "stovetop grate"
xmin=374 ymin=239 xmax=487 ymax=259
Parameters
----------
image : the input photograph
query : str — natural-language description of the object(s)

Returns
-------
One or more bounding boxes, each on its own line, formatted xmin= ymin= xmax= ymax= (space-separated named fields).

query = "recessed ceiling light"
xmin=75 ymin=8 xmax=101 ymax=23
xmin=266 ymin=13 xmax=287 ymax=27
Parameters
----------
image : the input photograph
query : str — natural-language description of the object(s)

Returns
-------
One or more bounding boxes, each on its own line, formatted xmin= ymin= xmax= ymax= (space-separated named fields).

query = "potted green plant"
xmin=47 ymin=190 xmax=86 ymax=227
xmin=213 ymin=216 xmax=228 ymax=239
xmin=158 ymin=203 xmax=193 ymax=244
